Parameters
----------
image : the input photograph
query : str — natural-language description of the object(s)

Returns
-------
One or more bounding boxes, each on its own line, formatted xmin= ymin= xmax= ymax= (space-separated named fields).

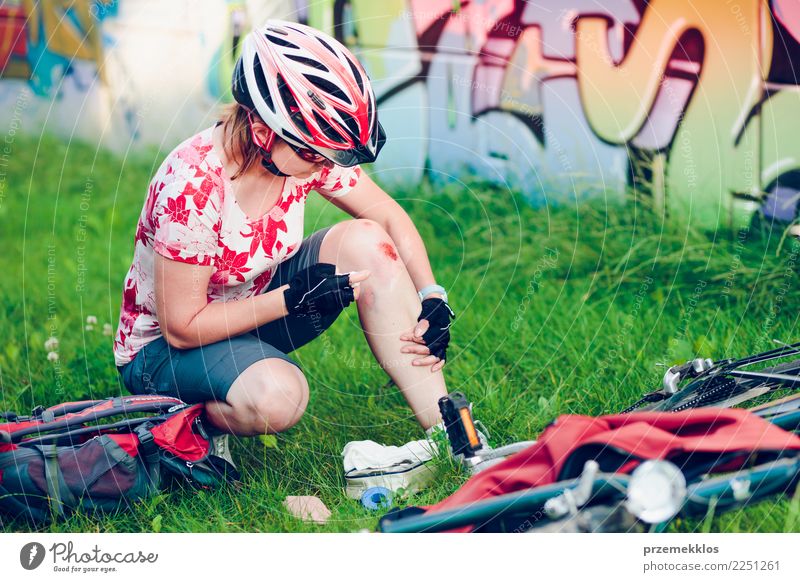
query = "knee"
xmin=231 ymin=359 xmax=309 ymax=434
xmin=337 ymin=219 xmax=401 ymax=272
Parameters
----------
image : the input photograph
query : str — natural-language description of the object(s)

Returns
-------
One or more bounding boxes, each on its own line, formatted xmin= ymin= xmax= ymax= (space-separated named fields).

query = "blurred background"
xmin=1 ymin=0 xmax=800 ymax=226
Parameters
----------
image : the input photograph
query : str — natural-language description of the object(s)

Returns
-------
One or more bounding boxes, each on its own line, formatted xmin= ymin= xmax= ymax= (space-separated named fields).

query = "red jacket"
xmin=423 ymin=408 xmax=800 ymax=530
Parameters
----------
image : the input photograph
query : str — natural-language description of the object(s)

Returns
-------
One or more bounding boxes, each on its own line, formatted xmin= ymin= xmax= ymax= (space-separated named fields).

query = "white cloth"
xmin=342 ymin=438 xmax=438 ymax=473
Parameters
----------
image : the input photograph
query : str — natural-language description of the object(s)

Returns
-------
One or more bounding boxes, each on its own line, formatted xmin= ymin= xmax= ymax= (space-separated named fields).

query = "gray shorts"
xmin=117 ymin=226 xmax=341 ymax=404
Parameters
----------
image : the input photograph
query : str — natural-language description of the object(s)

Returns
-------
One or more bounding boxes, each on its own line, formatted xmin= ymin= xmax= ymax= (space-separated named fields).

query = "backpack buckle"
xmin=134 ymin=423 xmax=161 ymax=492
xmin=134 ymin=424 xmax=159 ymax=461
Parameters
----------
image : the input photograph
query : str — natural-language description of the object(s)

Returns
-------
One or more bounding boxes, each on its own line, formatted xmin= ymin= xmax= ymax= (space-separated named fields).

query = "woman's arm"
xmin=154 ymin=254 xmax=368 ymax=349
xmin=321 ymin=172 xmax=443 ymax=298
xmin=154 ymin=254 xmax=289 ymax=349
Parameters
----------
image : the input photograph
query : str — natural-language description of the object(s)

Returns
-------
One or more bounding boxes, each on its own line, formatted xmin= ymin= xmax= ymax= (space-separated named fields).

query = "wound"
xmin=361 ymin=287 xmax=375 ymax=307
xmin=378 ymin=241 xmax=398 ymax=261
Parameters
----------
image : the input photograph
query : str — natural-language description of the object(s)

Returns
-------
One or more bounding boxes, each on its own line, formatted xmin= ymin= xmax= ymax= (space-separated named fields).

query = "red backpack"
xmin=0 ymin=395 xmax=236 ymax=525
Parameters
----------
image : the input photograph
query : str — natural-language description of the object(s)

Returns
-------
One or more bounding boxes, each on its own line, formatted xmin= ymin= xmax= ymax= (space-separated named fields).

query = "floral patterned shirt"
xmin=113 ymin=126 xmax=361 ymax=367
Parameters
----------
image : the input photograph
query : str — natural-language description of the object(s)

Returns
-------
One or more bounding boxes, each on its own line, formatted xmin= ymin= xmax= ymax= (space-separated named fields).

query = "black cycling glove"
xmin=417 ymin=298 xmax=456 ymax=361
xmin=283 ymin=263 xmax=355 ymax=317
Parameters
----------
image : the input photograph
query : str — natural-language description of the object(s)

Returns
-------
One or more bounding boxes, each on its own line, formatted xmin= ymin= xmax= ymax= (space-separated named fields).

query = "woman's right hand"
xmin=348 ymin=270 xmax=370 ymax=302
xmin=282 ymin=263 xmax=369 ymax=317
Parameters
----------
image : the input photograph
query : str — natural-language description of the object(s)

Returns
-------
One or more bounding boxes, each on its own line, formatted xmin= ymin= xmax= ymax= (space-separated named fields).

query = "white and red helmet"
xmin=232 ymin=19 xmax=385 ymax=167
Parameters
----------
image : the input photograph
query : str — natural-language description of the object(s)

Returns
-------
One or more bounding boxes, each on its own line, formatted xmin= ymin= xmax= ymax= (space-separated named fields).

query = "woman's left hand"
xmin=400 ymin=298 xmax=455 ymax=373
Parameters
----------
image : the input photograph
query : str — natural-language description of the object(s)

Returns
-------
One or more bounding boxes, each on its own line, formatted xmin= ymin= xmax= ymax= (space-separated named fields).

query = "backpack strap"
xmin=40 ymin=400 xmax=105 ymax=418
xmin=8 ymin=396 xmax=186 ymax=443
xmin=134 ymin=423 xmax=161 ymax=494
xmin=39 ymin=444 xmax=76 ymax=520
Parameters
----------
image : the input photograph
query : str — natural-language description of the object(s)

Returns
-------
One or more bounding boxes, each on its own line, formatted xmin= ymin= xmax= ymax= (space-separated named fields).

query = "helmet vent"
xmin=266 ymin=34 xmax=299 ymax=49
xmin=313 ymin=110 xmax=347 ymax=144
xmin=286 ymin=54 xmax=329 ymax=72
xmin=345 ymin=55 xmax=364 ymax=93
xmin=282 ymin=129 xmax=303 ymax=144
xmin=253 ymin=54 xmax=275 ymax=113
xmin=316 ymin=36 xmax=338 ymax=56
xmin=290 ymin=112 xmax=312 ymax=138
xmin=338 ymin=110 xmax=360 ymax=140
xmin=304 ymin=74 xmax=351 ymax=105
xmin=267 ymin=27 xmax=288 ymax=35
xmin=277 ymin=74 xmax=311 ymax=138
xmin=231 ymin=57 xmax=256 ymax=110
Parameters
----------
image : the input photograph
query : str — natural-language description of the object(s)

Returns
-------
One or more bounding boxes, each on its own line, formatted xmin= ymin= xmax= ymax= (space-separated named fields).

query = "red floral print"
xmin=113 ymin=126 xmax=362 ymax=367
xmin=240 ymin=215 xmax=288 ymax=258
xmin=164 ymin=195 xmax=190 ymax=225
xmin=211 ymin=244 xmax=252 ymax=284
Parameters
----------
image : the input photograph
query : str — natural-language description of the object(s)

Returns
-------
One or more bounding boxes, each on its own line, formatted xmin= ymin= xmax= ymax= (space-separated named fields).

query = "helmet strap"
xmin=260 ymin=155 xmax=289 ymax=177
xmin=246 ymin=111 xmax=289 ymax=177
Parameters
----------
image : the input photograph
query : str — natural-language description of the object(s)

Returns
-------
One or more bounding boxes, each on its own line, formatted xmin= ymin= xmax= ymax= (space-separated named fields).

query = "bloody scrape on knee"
xmin=378 ymin=241 xmax=398 ymax=261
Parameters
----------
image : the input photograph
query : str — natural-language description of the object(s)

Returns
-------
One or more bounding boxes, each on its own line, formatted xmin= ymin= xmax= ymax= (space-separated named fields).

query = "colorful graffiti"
xmin=0 ymin=0 xmax=119 ymax=95
xmin=1 ymin=1 xmax=798 ymax=228
xmin=0 ymin=1 xmax=305 ymax=150
xmin=0 ymin=0 xmax=251 ymax=152
xmin=0 ymin=2 xmax=27 ymax=79
xmin=305 ymin=0 xmax=800 ymax=228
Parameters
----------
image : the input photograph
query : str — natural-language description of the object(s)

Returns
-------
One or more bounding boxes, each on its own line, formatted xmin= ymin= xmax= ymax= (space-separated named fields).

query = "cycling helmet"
xmin=232 ymin=19 xmax=385 ymax=167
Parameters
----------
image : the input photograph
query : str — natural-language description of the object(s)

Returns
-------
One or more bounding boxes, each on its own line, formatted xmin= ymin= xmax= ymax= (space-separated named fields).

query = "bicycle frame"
xmin=625 ymin=341 xmax=800 ymax=413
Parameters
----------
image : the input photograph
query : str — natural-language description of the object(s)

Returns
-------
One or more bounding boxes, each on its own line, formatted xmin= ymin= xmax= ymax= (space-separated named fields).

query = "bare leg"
xmin=205 ymin=358 xmax=310 ymax=436
xmin=318 ymin=219 xmax=446 ymax=430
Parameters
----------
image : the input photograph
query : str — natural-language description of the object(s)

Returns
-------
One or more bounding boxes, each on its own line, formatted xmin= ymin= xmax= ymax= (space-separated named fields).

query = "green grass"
xmin=1 ymin=133 xmax=800 ymax=532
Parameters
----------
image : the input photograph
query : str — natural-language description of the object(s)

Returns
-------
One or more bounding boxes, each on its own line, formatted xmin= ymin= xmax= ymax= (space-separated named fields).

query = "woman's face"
xmin=270 ymin=138 xmax=333 ymax=178
xmin=251 ymin=119 xmax=333 ymax=179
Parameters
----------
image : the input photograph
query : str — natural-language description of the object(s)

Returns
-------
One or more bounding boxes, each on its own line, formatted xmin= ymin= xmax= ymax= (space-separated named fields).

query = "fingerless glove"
xmin=283 ymin=263 xmax=355 ymax=317
xmin=417 ymin=298 xmax=455 ymax=361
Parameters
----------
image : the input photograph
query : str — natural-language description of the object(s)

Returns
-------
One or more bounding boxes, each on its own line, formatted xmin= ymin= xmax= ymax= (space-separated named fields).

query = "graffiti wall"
xmin=304 ymin=0 xmax=800 ymax=227
xmin=2 ymin=1 xmax=799 ymax=227
xmin=0 ymin=0 xmax=296 ymax=153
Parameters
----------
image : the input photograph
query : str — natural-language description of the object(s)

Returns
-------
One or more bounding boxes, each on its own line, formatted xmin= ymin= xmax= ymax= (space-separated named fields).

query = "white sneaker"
xmin=209 ymin=434 xmax=236 ymax=469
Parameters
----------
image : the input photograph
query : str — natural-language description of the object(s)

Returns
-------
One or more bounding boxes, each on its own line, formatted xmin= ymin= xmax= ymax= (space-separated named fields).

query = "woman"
xmin=113 ymin=21 xmax=455 ymax=448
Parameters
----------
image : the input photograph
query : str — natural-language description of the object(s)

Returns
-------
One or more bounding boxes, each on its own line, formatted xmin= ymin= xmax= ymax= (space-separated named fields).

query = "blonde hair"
xmin=217 ymin=103 xmax=270 ymax=180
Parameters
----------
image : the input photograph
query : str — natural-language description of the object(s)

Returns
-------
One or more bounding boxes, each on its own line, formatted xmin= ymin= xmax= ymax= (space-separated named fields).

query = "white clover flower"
xmin=47 ymin=351 xmax=59 ymax=362
xmin=44 ymin=336 xmax=59 ymax=351
xmin=85 ymin=325 xmax=95 ymax=331
xmin=103 ymin=323 xmax=113 ymax=336
xmin=86 ymin=315 xmax=98 ymax=325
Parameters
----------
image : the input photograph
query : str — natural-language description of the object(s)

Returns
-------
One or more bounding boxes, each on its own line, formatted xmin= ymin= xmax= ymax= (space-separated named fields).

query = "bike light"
xmin=625 ymin=460 xmax=686 ymax=523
